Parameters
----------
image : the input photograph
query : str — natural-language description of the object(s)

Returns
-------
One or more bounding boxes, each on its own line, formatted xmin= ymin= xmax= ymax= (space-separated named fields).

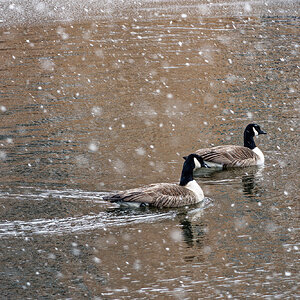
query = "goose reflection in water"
xmin=241 ymin=166 xmax=264 ymax=198
xmin=178 ymin=215 xmax=211 ymax=263
xmin=107 ymin=199 xmax=212 ymax=262
xmin=194 ymin=164 xmax=264 ymax=199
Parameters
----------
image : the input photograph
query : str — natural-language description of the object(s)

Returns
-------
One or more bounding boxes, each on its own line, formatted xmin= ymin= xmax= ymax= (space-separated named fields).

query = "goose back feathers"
xmin=105 ymin=154 xmax=208 ymax=208
xmin=108 ymin=183 xmax=201 ymax=208
xmin=195 ymin=145 xmax=261 ymax=168
xmin=190 ymin=124 xmax=266 ymax=168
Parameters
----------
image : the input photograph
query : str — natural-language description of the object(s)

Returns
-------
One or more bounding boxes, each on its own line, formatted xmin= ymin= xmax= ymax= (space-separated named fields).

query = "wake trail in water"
xmin=0 ymin=186 xmax=214 ymax=238
xmin=0 ymin=187 xmax=179 ymax=238
xmin=0 ymin=210 xmax=176 ymax=238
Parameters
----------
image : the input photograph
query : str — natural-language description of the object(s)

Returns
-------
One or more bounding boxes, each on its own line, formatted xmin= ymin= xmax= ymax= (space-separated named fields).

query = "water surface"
xmin=0 ymin=0 xmax=299 ymax=298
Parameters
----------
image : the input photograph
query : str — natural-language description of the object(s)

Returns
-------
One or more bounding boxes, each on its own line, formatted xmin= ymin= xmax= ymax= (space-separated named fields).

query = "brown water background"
xmin=0 ymin=0 xmax=299 ymax=299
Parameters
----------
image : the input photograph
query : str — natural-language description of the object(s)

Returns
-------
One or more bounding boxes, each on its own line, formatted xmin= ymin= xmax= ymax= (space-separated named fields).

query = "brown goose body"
xmin=108 ymin=182 xmax=202 ymax=208
xmin=195 ymin=145 xmax=261 ymax=168
xmin=104 ymin=154 xmax=209 ymax=208
xmin=190 ymin=124 xmax=267 ymax=169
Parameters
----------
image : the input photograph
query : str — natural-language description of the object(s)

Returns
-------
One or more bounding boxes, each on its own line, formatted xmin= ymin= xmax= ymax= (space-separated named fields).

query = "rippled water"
xmin=1 ymin=0 xmax=299 ymax=298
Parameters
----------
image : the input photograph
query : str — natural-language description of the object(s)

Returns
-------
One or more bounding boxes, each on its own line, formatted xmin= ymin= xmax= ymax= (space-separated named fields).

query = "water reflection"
xmin=180 ymin=218 xmax=207 ymax=249
xmin=241 ymin=166 xmax=264 ymax=198
xmin=196 ymin=165 xmax=265 ymax=199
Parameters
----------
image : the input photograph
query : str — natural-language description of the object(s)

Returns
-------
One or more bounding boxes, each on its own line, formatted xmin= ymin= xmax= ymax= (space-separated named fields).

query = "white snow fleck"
xmin=246 ymin=111 xmax=253 ymax=119
xmin=95 ymin=48 xmax=104 ymax=58
xmin=72 ymin=248 xmax=81 ymax=256
xmin=202 ymin=246 xmax=212 ymax=254
xmin=35 ymin=2 xmax=46 ymax=12
xmin=234 ymin=217 xmax=248 ymax=230
xmin=88 ymin=142 xmax=98 ymax=152
xmin=91 ymin=106 xmax=102 ymax=117
xmin=167 ymin=93 xmax=173 ymax=99
xmin=56 ymin=26 xmax=69 ymax=40
xmin=112 ymin=159 xmax=126 ymax=174
xmin=170 ymin=229 xmax=182 ymax=242
xmin=56 ymin=272 xmax=64 ymax=278
xmin=285 ymin=271 xmax=291 ymax=276
xmin=40 ymin=59 xmax=55 ymax=71
xmin=93 ymin=257 xmax=101 ymax=264
xmin=181 ymin=13 xmax=187 ymax=18
xmin=244 ymin=3 xmax=252 ymax=12
xmin=0 ymin=106 xmax=7 ymax=112
xmin=48 ymin=253 xmax=56 ymax=259
xmin=228 ymin=58 xmax=233 ymax=64
xmin=265 ymin=222 xmax=278 ymax=233
xmin=133 ymin=259 xmax=141 ymax=271
xmin=135 ymin=147 xmax=145 ymax=156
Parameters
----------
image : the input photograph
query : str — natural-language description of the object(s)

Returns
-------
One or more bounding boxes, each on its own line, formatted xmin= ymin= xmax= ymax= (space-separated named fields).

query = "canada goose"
xmin=189 ymin=123 xmax=267 ymax=168
xmin=104 ymin=154 xmax=209 ymax=208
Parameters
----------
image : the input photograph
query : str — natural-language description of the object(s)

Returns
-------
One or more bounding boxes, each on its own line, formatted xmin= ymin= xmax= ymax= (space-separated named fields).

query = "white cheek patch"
xmin=194 ymin=157 xmax=201 ymax=169
xmin=253 ymin=127 xmax=259 ymax=136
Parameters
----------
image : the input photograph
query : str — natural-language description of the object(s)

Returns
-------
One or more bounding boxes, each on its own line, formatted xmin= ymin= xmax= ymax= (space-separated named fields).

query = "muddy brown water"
xmin=0 ymin=1 xmax=299 ymax=299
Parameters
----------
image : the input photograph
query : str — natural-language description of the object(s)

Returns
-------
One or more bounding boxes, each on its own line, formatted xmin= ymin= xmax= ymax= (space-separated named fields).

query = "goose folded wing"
xmin=108 ymin=183 xmax=197 ymax=208
xmin=195 ymin=145 xmax=259 ymax=167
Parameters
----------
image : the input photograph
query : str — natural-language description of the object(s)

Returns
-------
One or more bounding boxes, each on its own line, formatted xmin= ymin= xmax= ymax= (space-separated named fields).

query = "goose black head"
xmin=180 ymin=154 xmax=209 ymax=186
xmin=244 ymin=123 xmax=266 ymax=149
xmin=245 ymin=123 xmax=267 ymax=137
xmin=183 ymin=154 xmax=210 ymax=169
xmin=182 ymin=154 xmax=210 ymax=169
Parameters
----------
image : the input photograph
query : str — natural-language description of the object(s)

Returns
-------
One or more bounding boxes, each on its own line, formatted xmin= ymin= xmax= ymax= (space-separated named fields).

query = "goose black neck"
xmin=244 ymin=129 xmax=256 ymax=149
xmin=179 ymin=159 xmax=194 ymax=186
